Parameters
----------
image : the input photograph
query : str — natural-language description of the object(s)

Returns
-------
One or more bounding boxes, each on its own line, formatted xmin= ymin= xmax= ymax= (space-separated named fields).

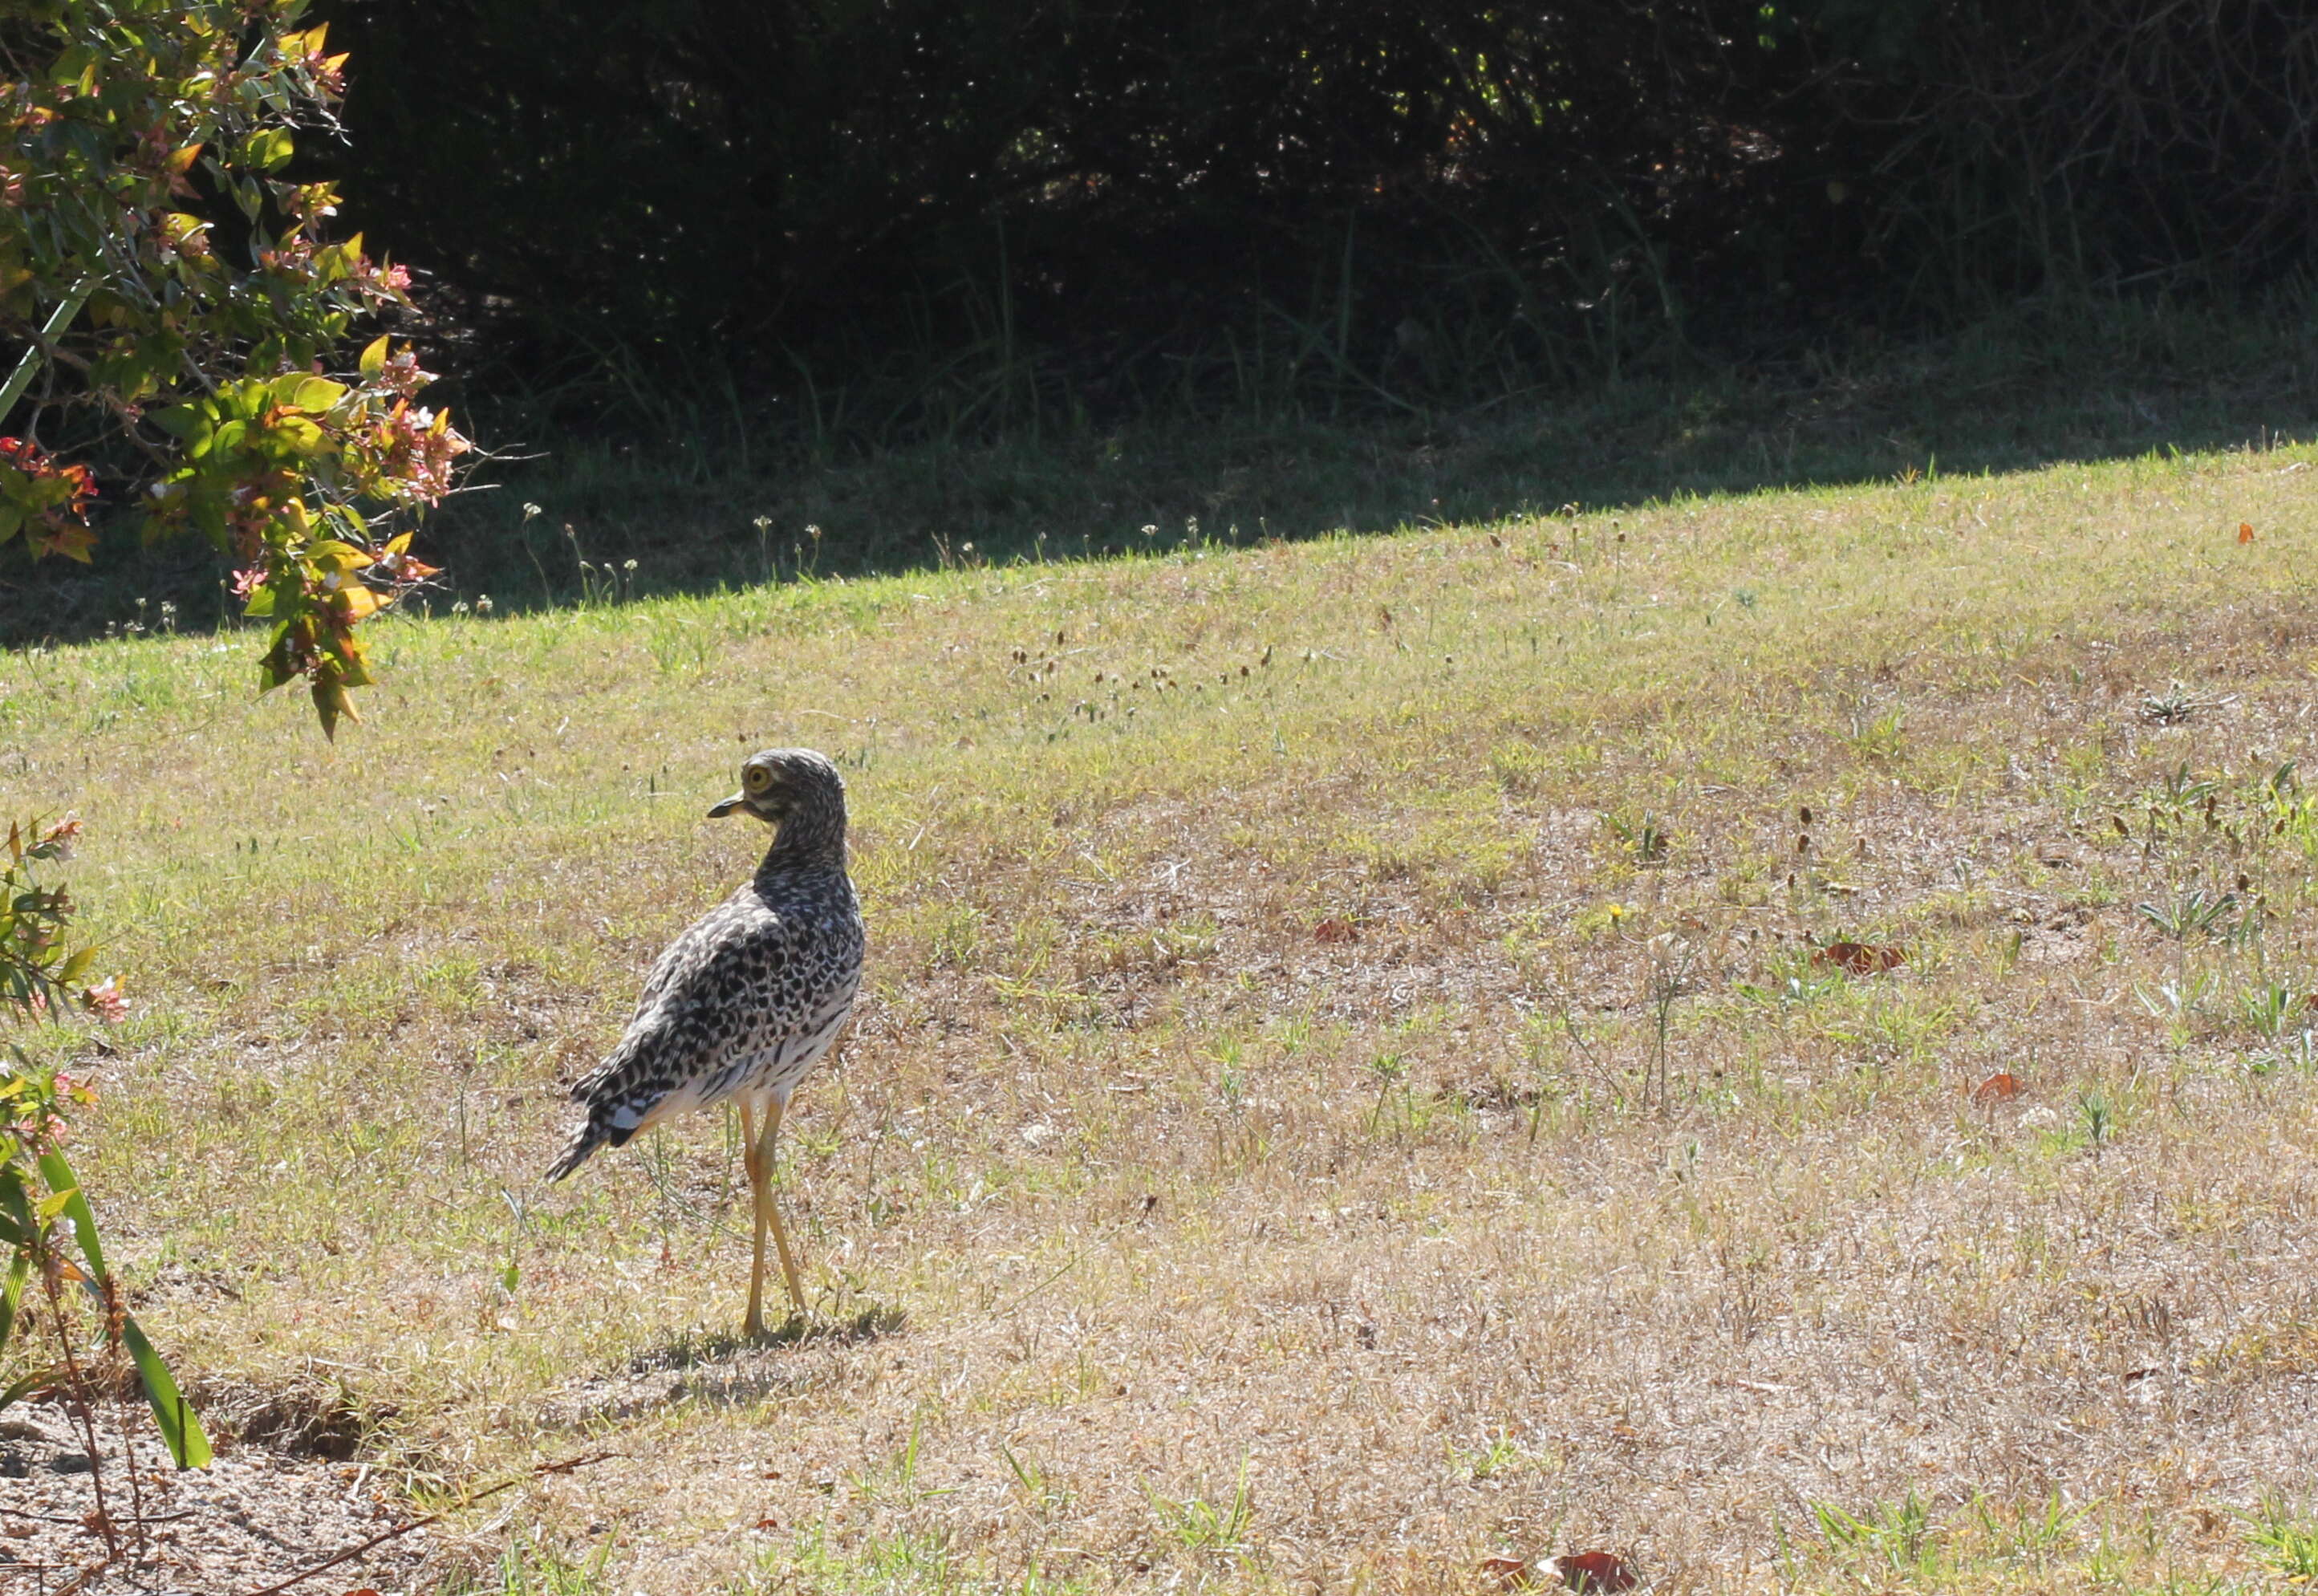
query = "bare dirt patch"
xmin=0 ymin=1399 xmax=428 ymax=1595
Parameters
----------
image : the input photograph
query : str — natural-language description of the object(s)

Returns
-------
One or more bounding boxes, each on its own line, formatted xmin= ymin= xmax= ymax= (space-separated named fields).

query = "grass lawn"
xmin=6 ymin=436 xmax=2318 ymax=1593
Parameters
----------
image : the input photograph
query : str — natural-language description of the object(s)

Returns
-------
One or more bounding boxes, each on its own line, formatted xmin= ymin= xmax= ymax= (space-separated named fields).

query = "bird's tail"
xmin=545 ymin=1122 xmax=605 ymax=1182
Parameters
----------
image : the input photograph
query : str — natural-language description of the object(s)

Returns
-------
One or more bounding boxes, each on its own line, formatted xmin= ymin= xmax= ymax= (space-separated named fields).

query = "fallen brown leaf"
xmin=1815 ymin=940 xmax=1906 ymax=975
xmin=1973 ymin=1072 xmax=2024 ymax=1102
xmin=1553 ymin=1550 xmax=1638 ymax=1592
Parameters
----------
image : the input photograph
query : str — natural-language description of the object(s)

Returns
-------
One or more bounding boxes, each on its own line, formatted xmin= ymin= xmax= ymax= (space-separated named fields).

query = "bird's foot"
xmin=743 ymin=1307 xmax=812 ymax=1344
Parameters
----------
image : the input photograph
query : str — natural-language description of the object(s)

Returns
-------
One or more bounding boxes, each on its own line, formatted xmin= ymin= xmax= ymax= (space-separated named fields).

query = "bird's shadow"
xmin=628 ymin=1302 xmax=907 ymax=1372
xmin=540 ymin=1302 xmax=908 ymax=1428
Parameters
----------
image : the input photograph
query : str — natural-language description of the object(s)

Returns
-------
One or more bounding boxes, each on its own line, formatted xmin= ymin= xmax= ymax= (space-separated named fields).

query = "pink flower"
xmin=83 ymin=978 xmax=127 ymax=1025
xmin=380 ymin=348 xmax=436 ymax=397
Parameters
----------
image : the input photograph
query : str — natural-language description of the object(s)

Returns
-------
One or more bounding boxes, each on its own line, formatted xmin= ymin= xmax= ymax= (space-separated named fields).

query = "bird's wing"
xmin=565 ymin=898 xmax=803 ymax=1147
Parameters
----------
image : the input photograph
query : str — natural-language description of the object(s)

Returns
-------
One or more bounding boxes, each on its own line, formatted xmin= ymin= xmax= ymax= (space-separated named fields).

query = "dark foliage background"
xmin=307 ymin=0 xmax=2318 ymax=441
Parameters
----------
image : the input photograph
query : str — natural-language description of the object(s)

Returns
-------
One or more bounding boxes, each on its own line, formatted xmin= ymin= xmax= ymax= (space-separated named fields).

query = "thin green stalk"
xmin=0 ymin=275 xmax=97 ymax=425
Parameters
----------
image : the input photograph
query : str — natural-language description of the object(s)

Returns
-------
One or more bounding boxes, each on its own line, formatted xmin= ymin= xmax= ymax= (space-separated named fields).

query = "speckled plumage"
xmin=548 ymin=749 xmax=863 ymax=1182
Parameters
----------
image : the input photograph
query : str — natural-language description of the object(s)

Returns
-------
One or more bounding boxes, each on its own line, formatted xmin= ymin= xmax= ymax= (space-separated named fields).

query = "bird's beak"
xmin=707 ymin=791 xmax=747 ymax=818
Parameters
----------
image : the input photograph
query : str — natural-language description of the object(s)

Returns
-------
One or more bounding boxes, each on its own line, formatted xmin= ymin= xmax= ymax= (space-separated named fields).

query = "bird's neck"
xmin=758 ymin=811 xmax=846 ymax=874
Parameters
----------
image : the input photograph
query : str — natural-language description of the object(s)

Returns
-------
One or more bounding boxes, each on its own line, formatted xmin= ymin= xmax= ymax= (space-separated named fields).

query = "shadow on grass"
xmin=627 ymin=1302 xmax=909 ymax=1373
xmin=8 ymin=294 xmax=2317 ymax=647
xmin=542 ymin=1304 xmax=907 ymax=1428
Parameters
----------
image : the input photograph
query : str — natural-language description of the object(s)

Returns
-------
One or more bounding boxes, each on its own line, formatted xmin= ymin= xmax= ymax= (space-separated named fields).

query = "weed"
xmin=2246 ymin=1499 xmax=2318 ymax=1582
xmin=2137 ymin=886 xmax=2240 ymax=943
xmin=1146 ymin=1454 xmax=1255 ymax=1557
xmin=1813 ymin=1492 xmax=1940 ymax=1581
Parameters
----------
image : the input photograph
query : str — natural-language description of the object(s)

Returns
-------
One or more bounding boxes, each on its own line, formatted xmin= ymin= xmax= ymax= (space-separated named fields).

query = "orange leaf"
xmin=1813 ymin=940 xmax=1906 ymax=975
xmin=1313 ymin=919 xmax=1359 ymax=944
xmin=1480 ymin=1555 xmax=1533 ymax=1586
xmin=2238 ymin=522 xmax=2255 ymax=544
xmin=35 ymin=522 xmax=99 ymax=562
xmin=1553 ymin=1552 xmax=1637 ymax=1592
xmin=1972 ymin=1072 xmax=2024 ymax=1102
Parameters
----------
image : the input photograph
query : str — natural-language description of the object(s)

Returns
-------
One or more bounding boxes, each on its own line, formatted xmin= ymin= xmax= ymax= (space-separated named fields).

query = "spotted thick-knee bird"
xmin=549 ymin=747 xmax=864 ymax=1336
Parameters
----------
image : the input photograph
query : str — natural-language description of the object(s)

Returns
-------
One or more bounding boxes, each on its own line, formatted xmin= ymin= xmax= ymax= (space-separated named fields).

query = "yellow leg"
xmin=738 ymin=1098 xmax=768 ymax=1338
xmin=755 ymin=1094 xmax=809 ymax=1318
xmin=738 ymin=1094 xmax=807 ymax=1338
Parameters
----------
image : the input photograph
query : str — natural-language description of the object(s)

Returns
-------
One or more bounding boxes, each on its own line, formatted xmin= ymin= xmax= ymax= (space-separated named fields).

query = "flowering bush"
xmin=0 ymin=817 xmax=119 ymax=1021
xmin=1 ymin=816 xmax=209 ymax=1468
xmin=1 ymin=0 xmax=465 ymax=736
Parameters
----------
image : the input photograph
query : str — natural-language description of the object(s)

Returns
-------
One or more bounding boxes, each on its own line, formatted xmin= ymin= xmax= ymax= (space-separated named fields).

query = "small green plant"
xmin=1814 ymin=1491 xmax=1939 ymax=1579
xmin=2076 ymin=1087 xmax=2116 ymax=1147
xmin=1845 ymin=705 xmax=1908 ymax=761
xmin=449 ymin=1533 xmax=617 ymax=1595
xmin=1003 ymin=1444 xmax=1074 ymax=1514
xmin=1488 ymin=741 xmax=1552 ymax=795
xmin=1365 ymin=1050 xmax=1415 ymax=1134
xmin=2238 ymin=981 xmax=2308 ymax=1041
xmin=1212 ymin=1035 xmax=1248 ymax=1114
xmin=1147 ymin=1454 xmax=1255 ymax=1555
xmin=1600 ymin=808 xmax=1673 ymax=866
xmin=1735 ymin=959 xmax=1845 ymax=1009
xmin=1967 ymin=1491 xmax=2088 ymax=1561
xmin=1449 ymin=1427 xmax=1527 ymax=1482
xmin=2246 ymin=1498 xmax=2318 ymax=1582
xmin=2137 ymin=886 xmax=2239 ymax=943
xmin=2134 ymin=971 xmax=2214 ymax=1032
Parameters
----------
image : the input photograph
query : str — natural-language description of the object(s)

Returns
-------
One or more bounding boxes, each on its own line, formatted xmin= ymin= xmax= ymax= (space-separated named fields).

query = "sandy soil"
xmin=0 ymin=1399 xmax=430 ymax=1596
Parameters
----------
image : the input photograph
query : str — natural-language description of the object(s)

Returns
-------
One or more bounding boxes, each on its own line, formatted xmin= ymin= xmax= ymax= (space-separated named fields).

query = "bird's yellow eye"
xmin=745 ymin=765 xmax=772 ymax=792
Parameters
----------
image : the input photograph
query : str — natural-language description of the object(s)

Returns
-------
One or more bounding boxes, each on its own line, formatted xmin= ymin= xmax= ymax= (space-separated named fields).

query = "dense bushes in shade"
xmin=322 ymin=0 xmax=2317 ymax=433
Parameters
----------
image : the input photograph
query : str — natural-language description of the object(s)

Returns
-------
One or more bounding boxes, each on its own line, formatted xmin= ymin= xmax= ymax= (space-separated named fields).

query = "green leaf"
xmin=118 ymin=1311 xmax=213 ymax=1468
xmin=0 ymin=1362 xmax=63 ymax=1417
xmin=359 ymin=335 xmax=388 ymax=380
xmin=148 ymin=404 xmax=209 ymax=441
xmin=272 ymin=416 xmax=327 ymax=456
xmin=0 ymin=1252 xmax=27 ymax=1352
xmin=35 ymin=1150 xmax=106 ymax=1278
xmin=289 ymin=376 xmax=347 ymax=412
xmin=34 ymin=1151 xmax=210 ymax=1466
xmin=245 ymin=128 xmax=295 ymax=172
xmin=309 ymin=540 xmax=369 ymax=571
xmin=258 ymin=623 xmax=297 ymax=692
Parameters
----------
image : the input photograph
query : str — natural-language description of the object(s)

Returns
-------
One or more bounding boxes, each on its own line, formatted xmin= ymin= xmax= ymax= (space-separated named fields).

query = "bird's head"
xmin=708 ymin=747 xmax=847 ymax=831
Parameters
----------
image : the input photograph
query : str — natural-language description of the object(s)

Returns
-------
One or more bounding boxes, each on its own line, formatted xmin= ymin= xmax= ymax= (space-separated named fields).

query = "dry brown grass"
xmin=7 ymin=441 xmax=2318 ymax=1593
